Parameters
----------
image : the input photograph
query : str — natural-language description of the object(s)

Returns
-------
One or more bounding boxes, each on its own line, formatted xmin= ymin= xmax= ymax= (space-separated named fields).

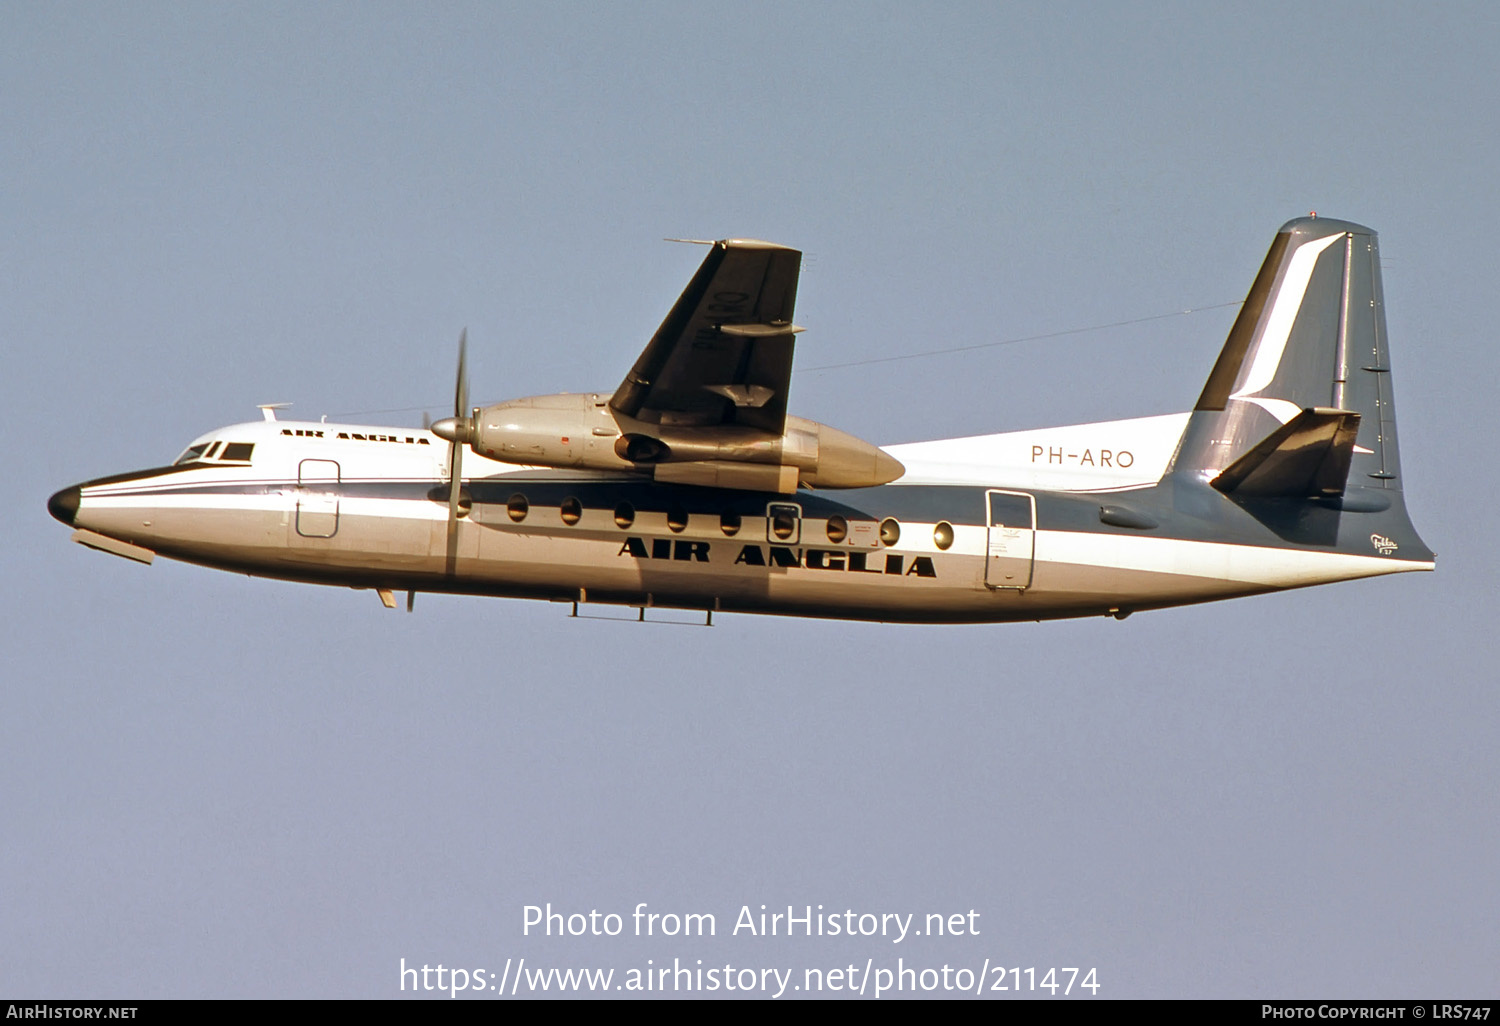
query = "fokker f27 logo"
xmin=1370 ymin=534 xmax=1398 ymax=555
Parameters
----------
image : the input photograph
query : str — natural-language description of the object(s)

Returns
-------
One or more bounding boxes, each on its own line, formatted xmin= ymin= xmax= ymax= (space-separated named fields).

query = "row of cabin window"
xmin=500 ymin=493 xmax=955 ymax=550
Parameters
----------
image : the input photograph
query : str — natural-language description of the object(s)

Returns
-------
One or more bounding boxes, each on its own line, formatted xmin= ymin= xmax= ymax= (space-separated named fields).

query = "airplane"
xmin=48 ymin=216 xmax=1433 ymax=624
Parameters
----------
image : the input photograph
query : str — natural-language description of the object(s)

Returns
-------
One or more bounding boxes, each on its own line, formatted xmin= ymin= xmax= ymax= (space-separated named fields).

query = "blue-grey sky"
xmin=4 ymin=1 xmax=1496 ymax=999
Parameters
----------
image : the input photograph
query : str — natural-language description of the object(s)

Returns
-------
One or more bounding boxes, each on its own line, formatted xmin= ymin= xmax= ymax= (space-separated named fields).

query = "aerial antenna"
xmin=257 ymin=403 xmax=292 ymax=422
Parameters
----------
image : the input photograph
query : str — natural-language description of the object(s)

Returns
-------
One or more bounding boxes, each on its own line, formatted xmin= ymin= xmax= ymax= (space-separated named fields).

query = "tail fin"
xmin=1172 ymin=217 xmax=1405 ymax=499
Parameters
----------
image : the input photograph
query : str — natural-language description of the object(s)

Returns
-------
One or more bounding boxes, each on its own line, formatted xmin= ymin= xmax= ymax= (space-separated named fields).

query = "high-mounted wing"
xmin=610 ymin=240 xmax=803 ymax=434
xmin=437 ymin=237 xmax=899 ymax=492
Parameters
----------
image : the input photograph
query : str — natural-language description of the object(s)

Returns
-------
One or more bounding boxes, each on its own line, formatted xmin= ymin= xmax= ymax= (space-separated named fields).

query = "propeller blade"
xmin=445 ymin=329 xmax=469 ymax=576
xmin=445 ymin=444 xmax=463 ymax=574
xmin=455 ymin=327 xmax=468 ymax=420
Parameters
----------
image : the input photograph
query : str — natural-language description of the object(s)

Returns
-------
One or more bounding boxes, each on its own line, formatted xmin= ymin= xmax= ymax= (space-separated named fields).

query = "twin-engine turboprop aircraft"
xmin=49 ymin=217 xmax=1433 ymax=623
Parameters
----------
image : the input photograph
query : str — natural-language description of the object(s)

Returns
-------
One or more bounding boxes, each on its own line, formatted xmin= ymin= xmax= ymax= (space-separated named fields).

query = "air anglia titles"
xmin=277 ymin=428 xmax=432 ymax=444
xmin=617 ymin=539 xmax=937 ymax=577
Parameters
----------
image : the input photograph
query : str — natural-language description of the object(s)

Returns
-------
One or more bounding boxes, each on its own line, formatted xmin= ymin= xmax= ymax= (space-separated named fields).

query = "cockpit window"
xmin=174 ymin=443 xmax=210 ymax=465
xmin=172 ymin=441 xmax=255 ymax=465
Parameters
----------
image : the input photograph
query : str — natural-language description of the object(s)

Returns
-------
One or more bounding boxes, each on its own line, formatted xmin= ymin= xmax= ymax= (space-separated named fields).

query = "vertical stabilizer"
xmin=1172 ymin=217 xmax=1404 ymax=495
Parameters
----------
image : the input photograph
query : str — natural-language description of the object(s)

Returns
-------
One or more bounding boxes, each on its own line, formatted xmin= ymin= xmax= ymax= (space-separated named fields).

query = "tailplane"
xmin=1209 ymin=406 xmax=1361 ymax=499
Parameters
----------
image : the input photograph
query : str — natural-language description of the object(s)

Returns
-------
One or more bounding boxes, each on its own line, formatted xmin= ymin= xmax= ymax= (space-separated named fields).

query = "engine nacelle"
xmin=445 ymin=392 xmax=904 ymax=490
xmin=466 ymin=393 xmax=620 ymax=468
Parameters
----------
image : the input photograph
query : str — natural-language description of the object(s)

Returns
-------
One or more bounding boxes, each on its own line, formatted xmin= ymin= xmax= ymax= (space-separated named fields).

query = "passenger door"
xmin=295 ymin=459 xmax=340 ymax=538
xmin=985 ymin=490 xmax=1034 ymax=589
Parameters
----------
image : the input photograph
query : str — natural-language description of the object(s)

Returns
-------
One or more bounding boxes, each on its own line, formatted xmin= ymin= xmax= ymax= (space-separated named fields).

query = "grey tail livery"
xmin=1166 ymin=216 xmax=1428 ymax=549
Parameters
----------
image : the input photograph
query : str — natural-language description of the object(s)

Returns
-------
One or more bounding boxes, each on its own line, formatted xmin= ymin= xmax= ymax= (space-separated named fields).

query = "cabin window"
xmin=220 ymin=442 xmax=254 ymax=462
xmin=766 ymin=503 xmax=802 ymax=543
xmin=825 ymin=515 xmax=848 ymax=544
xmin=667 ymin=505 xmax=689 ymax=533
xmin=507 ymin=494 xmax=529 ymax=522
xmin=720 ymin=510 xmax=741 ymax=536
xmin=880 ymin=518 xmax=901 ymax=546
xmin=204 ymin=441 xmax=223 ymax=459
xmin=560 ymin=497 xmax=582 ymax=525
xmin=614 ymin=502 xmax=635 ymax=529
xmin=933 ymin=521 xmax=954 ymax=550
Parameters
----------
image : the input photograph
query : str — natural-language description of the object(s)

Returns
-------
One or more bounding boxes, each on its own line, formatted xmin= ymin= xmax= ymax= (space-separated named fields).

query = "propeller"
xmin=431 ymin=330 xmax=473 ymax=576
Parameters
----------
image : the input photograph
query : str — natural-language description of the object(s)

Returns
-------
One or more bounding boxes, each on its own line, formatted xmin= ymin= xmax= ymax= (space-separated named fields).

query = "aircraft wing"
xmin=610 ymin=239 xmax=803 ymax=434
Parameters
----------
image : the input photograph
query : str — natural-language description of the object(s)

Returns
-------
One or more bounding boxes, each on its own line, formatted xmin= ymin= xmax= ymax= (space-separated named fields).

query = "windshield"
xmin=172 ymin=441 xmax=255 ymax=465
xmin=174 ymin=443 xmax=210 ymax=465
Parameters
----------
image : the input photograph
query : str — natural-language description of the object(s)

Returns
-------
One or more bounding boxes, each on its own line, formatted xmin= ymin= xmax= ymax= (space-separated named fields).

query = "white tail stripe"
xmin=1232 ymin=231 xmax=1344 ymax=400
xmin=1235 ymin=395 xmax=1303 ymax=426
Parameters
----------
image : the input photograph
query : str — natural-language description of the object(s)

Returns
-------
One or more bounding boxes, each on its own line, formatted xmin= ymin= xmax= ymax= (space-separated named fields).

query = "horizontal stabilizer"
xmin=1211 ymin=408 xmax=1361 ymax=498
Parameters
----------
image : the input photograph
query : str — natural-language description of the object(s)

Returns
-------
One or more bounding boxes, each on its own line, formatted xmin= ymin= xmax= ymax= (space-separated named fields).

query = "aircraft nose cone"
xmin=48 ymin=486 xmax=81 ymax=525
